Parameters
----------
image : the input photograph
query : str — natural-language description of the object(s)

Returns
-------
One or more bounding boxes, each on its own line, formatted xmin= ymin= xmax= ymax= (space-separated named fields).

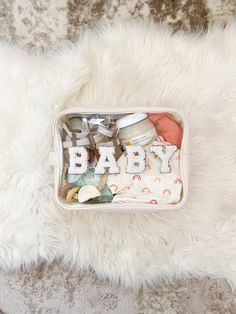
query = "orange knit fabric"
xmin=148 ymin=113 xmax=182 ymax=149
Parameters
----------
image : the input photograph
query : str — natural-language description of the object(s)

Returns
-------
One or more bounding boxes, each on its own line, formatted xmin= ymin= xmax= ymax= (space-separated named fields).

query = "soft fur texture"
xmin=1 ymin=20 xmax=236 ymax=288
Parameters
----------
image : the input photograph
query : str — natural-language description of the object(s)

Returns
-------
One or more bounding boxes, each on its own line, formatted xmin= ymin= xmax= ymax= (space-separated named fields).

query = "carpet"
xmin=1 ymin=1 xmax=236 ymax=314
xmin=1 ymin=264 xmax=236 ymax=314
xmin=1 ymin=0 xmax=236 ymax=50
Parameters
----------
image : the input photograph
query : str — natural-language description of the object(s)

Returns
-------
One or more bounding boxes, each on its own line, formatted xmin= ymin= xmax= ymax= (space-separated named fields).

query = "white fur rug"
xmin=1 ymin=20 xmax=236 ymax=288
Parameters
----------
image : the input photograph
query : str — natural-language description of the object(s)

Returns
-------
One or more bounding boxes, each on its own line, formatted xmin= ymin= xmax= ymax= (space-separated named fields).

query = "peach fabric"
xmin=148 ymin=113 xmax=182 ymax=148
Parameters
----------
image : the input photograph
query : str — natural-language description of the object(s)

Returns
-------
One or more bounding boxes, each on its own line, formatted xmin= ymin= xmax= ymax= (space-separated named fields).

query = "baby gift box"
xmin=50 ymin=107 xmax=189 ymax=212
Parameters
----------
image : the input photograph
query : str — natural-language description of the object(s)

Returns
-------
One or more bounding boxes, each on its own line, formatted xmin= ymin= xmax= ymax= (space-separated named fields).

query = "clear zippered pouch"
xmin=50 ymin=107 xmax=189 ymax=212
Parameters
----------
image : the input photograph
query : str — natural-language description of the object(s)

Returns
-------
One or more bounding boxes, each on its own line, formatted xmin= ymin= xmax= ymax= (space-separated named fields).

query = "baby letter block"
xmin=67 ymin=145 xmax=177 ymax=175
xmin=126 ymin=146 xmax=145 ymax=174
xmin=95 ymin=146 xmax=119 ymax=174
xmin=68 ymin=146 xmax=88 ymax=174
xmin=150 ymin=145 xmax=177 ymax=173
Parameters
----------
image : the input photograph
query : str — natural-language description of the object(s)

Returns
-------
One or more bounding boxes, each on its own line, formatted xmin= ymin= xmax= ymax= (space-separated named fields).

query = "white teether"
xmin=78 ymin=185 xmax=101 ymax=203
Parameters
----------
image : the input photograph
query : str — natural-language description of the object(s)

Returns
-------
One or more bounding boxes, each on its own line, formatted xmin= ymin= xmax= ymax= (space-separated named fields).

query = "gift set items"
xmin=51 ymin=109 xmax=188 ymax=210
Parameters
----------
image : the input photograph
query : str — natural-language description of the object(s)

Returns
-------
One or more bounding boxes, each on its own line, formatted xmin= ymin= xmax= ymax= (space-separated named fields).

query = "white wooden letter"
xmin=68 ymin=146 xmax=88 ymax=174
xmin=126 ymin=146 xmax=146 ymax=174
xmin=150 ymin=145 xmax=177 ymax=173
xmin=95 ymin=146 xmax=119 ymax=174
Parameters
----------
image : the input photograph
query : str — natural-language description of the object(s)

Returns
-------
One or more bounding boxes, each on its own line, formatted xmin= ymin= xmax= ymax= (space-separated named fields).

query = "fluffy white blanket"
xmin=1 ymin=20 xmax=236 ymax=288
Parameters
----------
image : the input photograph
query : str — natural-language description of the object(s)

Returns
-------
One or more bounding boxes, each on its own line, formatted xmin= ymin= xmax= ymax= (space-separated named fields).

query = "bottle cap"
xmin=116 ymin=113 xmax=147 ymax=129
